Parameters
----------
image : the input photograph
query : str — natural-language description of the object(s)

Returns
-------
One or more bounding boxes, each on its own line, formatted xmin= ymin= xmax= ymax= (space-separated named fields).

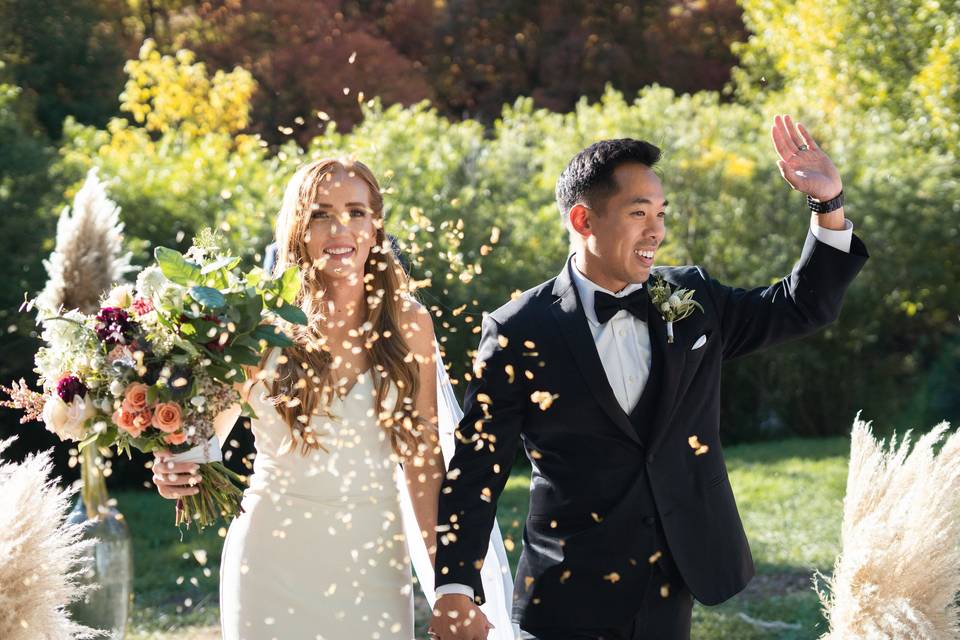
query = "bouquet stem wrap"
xmin=167 ymin=436 xmax=246 ymax=529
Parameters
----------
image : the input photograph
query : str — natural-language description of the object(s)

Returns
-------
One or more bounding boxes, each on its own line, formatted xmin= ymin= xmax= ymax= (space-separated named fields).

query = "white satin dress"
xmin=220 ymin=347 xmax=414 ymax=639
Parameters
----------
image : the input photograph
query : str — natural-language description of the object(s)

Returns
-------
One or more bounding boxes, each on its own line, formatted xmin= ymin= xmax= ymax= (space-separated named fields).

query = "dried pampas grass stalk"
xmin=0 ymin=437 xmax=100 ymax=639
xmin=34 ymin=168 xmax=134 ymax=315
xmin=817 ymin=412 xmax=960 ymax=639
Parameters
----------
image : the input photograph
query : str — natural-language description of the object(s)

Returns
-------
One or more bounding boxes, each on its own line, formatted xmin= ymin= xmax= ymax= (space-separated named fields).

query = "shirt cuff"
xmin=435 ymin=583 xmax=476 ymax=600
xmin=810 ymin=218 xmax=854 ymax=253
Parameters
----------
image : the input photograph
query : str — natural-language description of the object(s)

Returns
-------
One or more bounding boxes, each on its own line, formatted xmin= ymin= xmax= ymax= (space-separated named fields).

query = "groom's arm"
xmin=704 ymin=220 xmax=868 ymax=362
xmin=434 ymin=313 xmax=526 ymax=604
xmin=705 ymin=114 xmax=868 ymax=360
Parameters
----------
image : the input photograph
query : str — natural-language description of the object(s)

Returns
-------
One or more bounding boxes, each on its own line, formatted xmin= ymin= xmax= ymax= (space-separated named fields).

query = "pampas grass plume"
xmin=35 ymin=168 xmax=134 ymax=315
xmin=0 ymin=437 xmax=100 ymax=639
xmin=818 ymin=412 xmax=960 ymax=639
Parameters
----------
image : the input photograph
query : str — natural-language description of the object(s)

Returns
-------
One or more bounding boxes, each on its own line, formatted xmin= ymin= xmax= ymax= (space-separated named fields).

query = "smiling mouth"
xmin=324 ymin=247 xmax=356 ymax=259
xmin=634 ymin=248 xmax=656 ymax=264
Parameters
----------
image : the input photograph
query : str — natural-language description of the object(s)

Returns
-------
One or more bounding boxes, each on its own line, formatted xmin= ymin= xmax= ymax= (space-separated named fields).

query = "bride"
xmin=152 ymin=158 xmax=514 ymax=639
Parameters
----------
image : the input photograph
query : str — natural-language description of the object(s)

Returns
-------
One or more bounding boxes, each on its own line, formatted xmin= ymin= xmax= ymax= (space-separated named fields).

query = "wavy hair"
xmin=260 ymin=158 xmax=423 ymax=458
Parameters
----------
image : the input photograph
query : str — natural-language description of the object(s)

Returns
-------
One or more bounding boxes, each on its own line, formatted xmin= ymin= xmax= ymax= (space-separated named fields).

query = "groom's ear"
xmin=568 ymin=203 xmax=593 ymax=239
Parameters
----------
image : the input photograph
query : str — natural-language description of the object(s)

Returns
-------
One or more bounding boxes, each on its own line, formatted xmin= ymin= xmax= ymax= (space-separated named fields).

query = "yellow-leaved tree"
xmin=59 ymin=39 xmax=288 ymax=265
xmin=735 ymin=0 xmax=960 ymax=152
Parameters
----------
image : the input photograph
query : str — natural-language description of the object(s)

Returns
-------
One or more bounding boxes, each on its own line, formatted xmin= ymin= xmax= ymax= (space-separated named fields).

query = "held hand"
xmin=152 ymin=451 xmax=201 ymax=500
xmin=770 ymin=114 xmax=843 ymax=201
xmin=429 ymin=594 xmax=494 ymax=640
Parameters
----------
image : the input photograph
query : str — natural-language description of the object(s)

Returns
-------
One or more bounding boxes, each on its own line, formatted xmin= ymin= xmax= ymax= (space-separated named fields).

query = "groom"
xmin=429 ymin=115 xmax=868 ymax=639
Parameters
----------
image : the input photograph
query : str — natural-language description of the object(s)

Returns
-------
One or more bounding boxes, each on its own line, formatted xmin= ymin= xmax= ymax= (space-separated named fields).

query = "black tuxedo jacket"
xmin=434 ymin=231 xmax=868 ymax=629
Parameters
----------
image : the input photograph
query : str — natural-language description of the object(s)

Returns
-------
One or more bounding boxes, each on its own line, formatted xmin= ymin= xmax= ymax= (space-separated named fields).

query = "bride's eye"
xmin=350 ymin=208 xmax=368 ymax=218
xmin=311 ymin=210 xmax=330 ymax=220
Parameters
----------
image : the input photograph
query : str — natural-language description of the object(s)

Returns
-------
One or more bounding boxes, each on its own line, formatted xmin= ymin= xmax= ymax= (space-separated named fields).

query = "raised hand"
xmin=770 ymin=114 xmax=843 ymax=201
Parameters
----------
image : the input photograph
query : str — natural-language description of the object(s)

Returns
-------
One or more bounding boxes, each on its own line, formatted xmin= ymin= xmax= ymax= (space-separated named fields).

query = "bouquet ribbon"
xmin=167 ymin=436 xmax=223 ymax=464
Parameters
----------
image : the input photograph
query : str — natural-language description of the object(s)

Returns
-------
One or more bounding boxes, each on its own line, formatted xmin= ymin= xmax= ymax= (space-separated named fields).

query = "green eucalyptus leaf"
xmin=271 ymin=301 xmax=308 ymax=325
xmin=189 ymin=285 xmax=226 ymax=309
xmin=280 ymin=265 xmax=301 ymax=304
xmin=201 ymin=255 xmax=241 ymax=274
xmin=155 ymin=247 xmax=202 ymax=286
xmin=245 ymin=268 xmax=264 ymax=288
xmin=252 ymin=323 xmax=295 ymax=347
xmin=228 ymin=348 xmax=262 ymax=366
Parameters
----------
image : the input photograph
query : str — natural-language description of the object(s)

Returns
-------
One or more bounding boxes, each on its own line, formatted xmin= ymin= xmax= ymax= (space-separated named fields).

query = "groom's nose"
xmin=649 ymin=217 xmax=666 ymax=242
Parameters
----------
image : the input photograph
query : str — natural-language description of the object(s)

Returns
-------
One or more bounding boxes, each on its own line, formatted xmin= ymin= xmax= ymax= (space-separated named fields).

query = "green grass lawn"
xmin=120 ymin=436 xmax=849 ymax=639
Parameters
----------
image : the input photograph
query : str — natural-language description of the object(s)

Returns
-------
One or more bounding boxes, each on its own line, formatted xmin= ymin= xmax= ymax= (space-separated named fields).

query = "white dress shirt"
xmin=434 ymin=219 xmax=854 ymax=601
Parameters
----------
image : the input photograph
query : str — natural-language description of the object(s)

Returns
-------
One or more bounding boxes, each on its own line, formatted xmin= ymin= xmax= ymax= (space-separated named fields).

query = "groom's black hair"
xmin=555 ymin=138 xmax=662 ymax=217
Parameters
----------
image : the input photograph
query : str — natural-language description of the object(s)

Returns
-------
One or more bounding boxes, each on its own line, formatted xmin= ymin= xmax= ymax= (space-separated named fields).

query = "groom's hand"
xmin=770 ymin=114 xmax=842 ymax=201
xmin=429 ymin=594 xmax=493 ymax=640
xmin=770 ymin=114 xmax=846 ymax=230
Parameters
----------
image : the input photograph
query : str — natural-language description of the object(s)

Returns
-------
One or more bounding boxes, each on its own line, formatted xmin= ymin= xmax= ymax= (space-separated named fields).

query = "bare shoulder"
xmin=397 ymin=296 xmax=436 ymax=361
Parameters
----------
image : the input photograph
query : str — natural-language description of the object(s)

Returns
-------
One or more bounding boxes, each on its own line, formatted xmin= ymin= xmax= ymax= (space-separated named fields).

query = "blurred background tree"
xmin=0 ymin=0 xmax=134 ymax=138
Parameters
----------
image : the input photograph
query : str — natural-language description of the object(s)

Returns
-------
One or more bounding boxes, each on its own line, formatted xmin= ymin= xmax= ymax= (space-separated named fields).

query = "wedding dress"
xmin=217 ymin=346 xmax=517 ymax=639
xmin=220 ymin=346 xmax=413 ymax=638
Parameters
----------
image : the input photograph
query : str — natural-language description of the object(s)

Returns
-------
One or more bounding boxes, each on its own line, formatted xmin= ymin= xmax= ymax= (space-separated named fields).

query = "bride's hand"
xmin=152 ymin=451 xmax=201 ymax=500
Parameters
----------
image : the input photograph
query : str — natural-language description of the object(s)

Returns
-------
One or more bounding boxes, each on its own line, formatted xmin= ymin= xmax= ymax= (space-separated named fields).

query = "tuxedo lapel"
xmin=645 ymin=278 xmax=687 ymax=454
xmin=550 ymin=263 xmax=642 ymax=446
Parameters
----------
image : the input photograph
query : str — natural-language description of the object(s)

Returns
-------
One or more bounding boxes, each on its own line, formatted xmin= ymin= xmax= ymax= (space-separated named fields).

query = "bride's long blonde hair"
xmin=259 ymin=158 xmax=423 ymax=458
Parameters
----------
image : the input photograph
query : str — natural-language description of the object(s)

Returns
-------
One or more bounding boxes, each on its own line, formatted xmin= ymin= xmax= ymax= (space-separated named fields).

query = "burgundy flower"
xmin=95 ymin=306 xmax=136 ymax=345
xmin=204 ymin=339 xmax=226 ymax=353
xmin=56 ymin=375 xmax=87 ymax=403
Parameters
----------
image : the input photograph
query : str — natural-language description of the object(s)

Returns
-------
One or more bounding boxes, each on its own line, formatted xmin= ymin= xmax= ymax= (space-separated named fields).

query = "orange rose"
xmin=122 ymin=382 xmax=149 ymax=413
xmin=164 ymin=430 xmax=188 ymax=445
xmin=151 ymin=402 xmax=182 ymax=433
xmin=112 ymin=408 xmax=143 ymax=437
xmin=132 ymin=406 xmax=153 ymax=431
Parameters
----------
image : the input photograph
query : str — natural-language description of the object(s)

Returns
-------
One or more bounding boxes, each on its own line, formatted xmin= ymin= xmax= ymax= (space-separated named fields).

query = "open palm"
xmin=771 ymin=115 xmax=843 ymax=201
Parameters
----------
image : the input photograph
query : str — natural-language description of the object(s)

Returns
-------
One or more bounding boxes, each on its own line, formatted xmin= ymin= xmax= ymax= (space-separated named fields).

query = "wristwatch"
xmin=807 ymin=190 xmax=844 ymax=214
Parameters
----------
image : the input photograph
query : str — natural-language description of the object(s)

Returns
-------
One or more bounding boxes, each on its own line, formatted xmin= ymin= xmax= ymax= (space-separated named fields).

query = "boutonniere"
xmin=648 ymin=275 xmax=704 ymax=343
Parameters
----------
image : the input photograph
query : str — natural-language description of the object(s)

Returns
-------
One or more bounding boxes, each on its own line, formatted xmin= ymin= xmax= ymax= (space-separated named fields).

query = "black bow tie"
xmin=594 ymin=288 xmax=649 ymax=324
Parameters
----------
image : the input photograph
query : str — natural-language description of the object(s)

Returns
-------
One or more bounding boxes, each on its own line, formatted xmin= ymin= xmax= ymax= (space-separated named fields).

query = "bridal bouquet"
xmin=3 ymin=230 xmax=306 ymax=529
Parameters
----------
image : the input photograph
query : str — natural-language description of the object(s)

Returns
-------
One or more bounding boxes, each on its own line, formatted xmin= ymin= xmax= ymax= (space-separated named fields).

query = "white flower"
xmin=104 ymin=284 xmax=135 ymax=308
xmin=39 ymin=310 xmax=87 ymax=354
xmin=34 ymin=348 xmax=63 ymax=389
xmin=135 ymin=266 xmax=168 ymax=301
xmin=661 ymin=302 xmax=672 ymax=313
xmin=190 ymin=395 xmax=207 ymax=409
xmin=109 ymin=380 xmax=126 ymax=397
xmin=41 ymin=395 xmax=96 ymax=442
xmin=156 ymin=282 xmax=186 ymax=313
xmin=668 ymin=294 xmax=682 ymax=308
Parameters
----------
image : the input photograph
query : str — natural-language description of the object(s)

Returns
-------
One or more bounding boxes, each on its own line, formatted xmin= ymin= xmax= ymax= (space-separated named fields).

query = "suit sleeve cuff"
xmin=435 ymin=583 xmax=476 ymax=600
xmin=810 ymin=218 xmax=854 ymax=253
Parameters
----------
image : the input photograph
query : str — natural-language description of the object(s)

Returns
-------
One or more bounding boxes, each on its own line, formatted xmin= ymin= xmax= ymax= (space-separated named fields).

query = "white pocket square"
xmin=691 ymin=334 xmax=707 ymax=350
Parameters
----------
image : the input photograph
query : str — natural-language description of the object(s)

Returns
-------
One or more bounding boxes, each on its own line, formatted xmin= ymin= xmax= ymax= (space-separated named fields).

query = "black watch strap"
xmin=807 ymin=190 xmax=844 ymax=214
